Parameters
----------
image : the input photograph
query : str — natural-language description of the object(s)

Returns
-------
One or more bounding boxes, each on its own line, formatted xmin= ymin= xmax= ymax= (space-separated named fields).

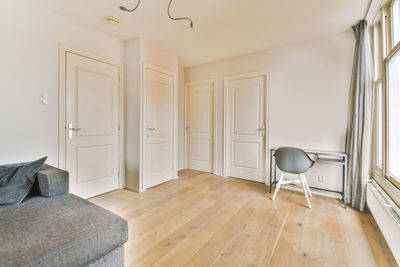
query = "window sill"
xmin=372 ymin=172 xmax=400 ymax=208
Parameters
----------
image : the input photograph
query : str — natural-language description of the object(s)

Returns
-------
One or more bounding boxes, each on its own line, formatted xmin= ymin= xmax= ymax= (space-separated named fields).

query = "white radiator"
xmin=366 ymin=180 xmax=400 ymax=265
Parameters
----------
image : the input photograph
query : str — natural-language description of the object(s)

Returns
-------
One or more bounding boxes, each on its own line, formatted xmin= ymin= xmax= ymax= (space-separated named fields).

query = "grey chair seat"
xmin=0 ymin=194 xmax=128 ymax=267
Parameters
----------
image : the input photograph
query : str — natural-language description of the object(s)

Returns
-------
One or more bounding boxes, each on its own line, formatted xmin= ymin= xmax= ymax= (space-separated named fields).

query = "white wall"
xmin=124 ymin=38 xmax=179 ymax=190
xmin=0 ymin=0 xmax=353 ymax=194
xmin=184 ymin=31 xmax=354 ymax=192
xmin=0 ymin=0 xmax=123 ymax=166
xmin=178 ymin=63 xmax=185 ymax=170
xmin=125 ymin=38 xmax=141 ymax=190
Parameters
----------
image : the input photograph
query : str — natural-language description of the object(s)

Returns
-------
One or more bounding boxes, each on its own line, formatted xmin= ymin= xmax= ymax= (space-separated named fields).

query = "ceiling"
xmin=31 ymin=0 xmax=369 ymax=66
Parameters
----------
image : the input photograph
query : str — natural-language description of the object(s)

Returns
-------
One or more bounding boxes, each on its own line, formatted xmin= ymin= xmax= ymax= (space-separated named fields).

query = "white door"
xmin=145 ymin=67 xmax=175 ymax=189
xmin=186 ymin=81 xmax=214 ymax=173
xmin=225 ymin=75 xmax=266 ymax=182
xmin=65 ymin=52 xmax=120 ymax=198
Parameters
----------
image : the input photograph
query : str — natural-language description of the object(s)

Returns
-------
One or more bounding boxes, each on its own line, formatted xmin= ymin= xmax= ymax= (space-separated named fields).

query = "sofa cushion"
xmin=0 ymin=157 xmax=47 ymax=206
xmin=37 ymin=164 xmax=69 ymax=198
xmin=0 ymin=194 xmax=128 ymax=267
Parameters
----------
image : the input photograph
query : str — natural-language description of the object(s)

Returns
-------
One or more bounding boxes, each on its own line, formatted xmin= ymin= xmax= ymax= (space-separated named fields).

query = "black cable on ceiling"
xmin=167 ymin=0 xmax=193 ymax=28
xmin=119 ymin=0 xmax=194 ymax=28
xmin=120 ymin=0 xmax=141 ymax=12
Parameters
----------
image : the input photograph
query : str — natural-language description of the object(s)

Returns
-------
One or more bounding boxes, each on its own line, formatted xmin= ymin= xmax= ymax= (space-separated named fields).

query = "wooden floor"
xmin=90 ymin=170 xmax=397 ymax=267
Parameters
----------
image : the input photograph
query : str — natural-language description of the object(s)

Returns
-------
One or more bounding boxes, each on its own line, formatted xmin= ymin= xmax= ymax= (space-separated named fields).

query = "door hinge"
xmin=118 ymin=124 xmax=120 ymax=131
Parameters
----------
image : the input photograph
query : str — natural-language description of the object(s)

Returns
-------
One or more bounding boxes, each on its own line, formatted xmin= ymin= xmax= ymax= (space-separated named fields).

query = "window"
xmin=373 ymin=23 xmax=382 ymax=78
xmin=372 ymin=2 xmax=400 ymax=201
xmin=376 ymin=82 xmax=383 ymax=167
xmin=382 ymin=8 xmax=390 ymax=57
xmin=387 ymin=50 xmax=400 ymax=181
xmin=392 ymin=0 xmax=400 ymax=46
xmin=372 ymin=23 xmax=384 ymax=171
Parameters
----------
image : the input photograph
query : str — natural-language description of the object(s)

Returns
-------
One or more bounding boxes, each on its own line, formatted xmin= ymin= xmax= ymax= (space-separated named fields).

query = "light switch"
xmin=40 ymin=93 xmax=48 ymax=105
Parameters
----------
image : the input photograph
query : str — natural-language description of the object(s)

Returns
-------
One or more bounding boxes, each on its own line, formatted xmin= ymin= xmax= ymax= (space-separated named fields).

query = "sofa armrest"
xmin=37 ymin=165 xmax=69 ymax=197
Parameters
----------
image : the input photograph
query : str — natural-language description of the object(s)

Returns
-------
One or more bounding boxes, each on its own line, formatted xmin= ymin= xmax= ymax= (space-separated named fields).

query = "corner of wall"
xmin=124 ymin=38 xmax=142 ymax=191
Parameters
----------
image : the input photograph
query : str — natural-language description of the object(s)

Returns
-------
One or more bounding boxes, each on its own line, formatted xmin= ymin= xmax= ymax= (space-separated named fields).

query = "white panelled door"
xmin=186 ymin=81 xmax=214 ymax=173
xmin=65 ymin=52 xmax=120 ymax=198
xmin=225 ymin=75 xmax=266 ymax=182
xmin=145 ymin=67 xmax=175 ymax=189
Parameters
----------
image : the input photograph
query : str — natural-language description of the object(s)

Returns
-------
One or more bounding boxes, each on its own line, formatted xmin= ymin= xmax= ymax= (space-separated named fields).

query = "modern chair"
xmin=272 ymin=147 xmax=314 ymax=209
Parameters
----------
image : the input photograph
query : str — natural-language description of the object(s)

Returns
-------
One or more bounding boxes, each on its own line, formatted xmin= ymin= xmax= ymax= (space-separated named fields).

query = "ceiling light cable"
xmin=120 ymin=0 xmax=141 ymax=12
xmin=167 ymin=0 xmax=194 ymax=28
xmin=119 ymin=0 xmax=194 ymax=28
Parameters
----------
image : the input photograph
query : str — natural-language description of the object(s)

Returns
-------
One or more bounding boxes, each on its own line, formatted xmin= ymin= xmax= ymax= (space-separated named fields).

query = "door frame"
xmin=58 ymin=44 xmax=125 ymax=189
xmin=184 ymin=79 xmax=217 ymax=173
xmin=140 ymin=62 xmax=178 ymax=191
xmin=223 ymin=71 xmax=270 ymax=184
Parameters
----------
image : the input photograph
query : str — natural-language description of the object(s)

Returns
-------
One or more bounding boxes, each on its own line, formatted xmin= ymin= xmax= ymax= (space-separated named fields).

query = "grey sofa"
xmin=0 ymin=165 xmax=128 ymax=267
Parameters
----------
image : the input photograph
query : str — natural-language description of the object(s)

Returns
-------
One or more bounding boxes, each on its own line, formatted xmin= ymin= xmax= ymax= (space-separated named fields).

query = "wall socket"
xmin=318 ymin=175 xmax=325 ymax=182
xmin=40 ymin=93 xmax=48 ymax=105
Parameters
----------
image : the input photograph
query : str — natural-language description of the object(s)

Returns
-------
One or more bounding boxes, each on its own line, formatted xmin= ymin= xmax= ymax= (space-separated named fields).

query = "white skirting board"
xmin=366 ymin=180 xmax=400 ymax=265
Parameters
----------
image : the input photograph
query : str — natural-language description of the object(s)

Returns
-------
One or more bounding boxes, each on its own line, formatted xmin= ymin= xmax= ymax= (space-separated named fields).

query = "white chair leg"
xmin=301 ymin=173 xmax=312 ymax=197
xmin=272 ymin=172 xmax=285 ymax=200
xmin=299 ymin=174 xmax=312 ymax=209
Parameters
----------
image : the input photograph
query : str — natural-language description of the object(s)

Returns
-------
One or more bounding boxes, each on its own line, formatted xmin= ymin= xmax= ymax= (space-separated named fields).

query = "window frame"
xmin=382 ymin=6 xmax=390 ymax=58
xmin=372 ymin=80 xmax=383 ymax=173
xmin=371 ymin=21 xmax=384 ymax=177
xmin=384 ymin=42 xmax=400 ymax=190
xmin=390 ymin=0 xmax=400 ymax=48
xmin=371 ymin=2 xmax=400 ymax=207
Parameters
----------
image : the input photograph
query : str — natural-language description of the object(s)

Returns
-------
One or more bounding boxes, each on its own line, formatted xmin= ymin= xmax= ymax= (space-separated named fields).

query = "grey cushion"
xmin=37 ymin=165 xmax=69 ymax=198
xmin=0 ymin=157 xmax=47 ymax=205
xmin=0 ymin=194 xmax=128 ymax=267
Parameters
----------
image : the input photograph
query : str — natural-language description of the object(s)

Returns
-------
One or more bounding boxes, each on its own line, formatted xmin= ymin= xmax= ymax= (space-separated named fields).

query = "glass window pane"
xmin=377 ymin=82 xmax=383 ymax=167
xmin=384 ymin=12 xmax=389 ymax=57
xmin=393 ymin=0 xmax=400 ymax=46
xmin=373 ymin=24 xmax=382 ymax=79
xmin=388 ymin=51 xmax=400 ymax=180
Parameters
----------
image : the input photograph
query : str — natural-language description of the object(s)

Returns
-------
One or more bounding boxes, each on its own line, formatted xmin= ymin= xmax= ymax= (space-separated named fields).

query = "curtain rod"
xmin=364 ymin=0 xmax=373 ymax=20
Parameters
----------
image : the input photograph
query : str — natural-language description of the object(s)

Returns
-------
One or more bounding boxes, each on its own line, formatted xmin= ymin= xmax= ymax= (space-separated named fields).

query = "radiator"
xmin=366 ymin=180 xmax=400 ymax=265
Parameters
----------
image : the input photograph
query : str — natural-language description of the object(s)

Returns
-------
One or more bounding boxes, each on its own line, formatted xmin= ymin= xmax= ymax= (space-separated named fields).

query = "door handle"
xmin=257 ymin=125 xmax=266 ymax=137
xmin=147 ymin=127 xmax=155 ymax=138
xmin=68 ymin=123 xmax=81 ymax=139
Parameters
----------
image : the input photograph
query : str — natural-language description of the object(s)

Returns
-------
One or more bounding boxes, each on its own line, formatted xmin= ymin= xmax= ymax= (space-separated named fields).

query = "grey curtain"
xmin=345 ymin=20 xmax=374 ymax=211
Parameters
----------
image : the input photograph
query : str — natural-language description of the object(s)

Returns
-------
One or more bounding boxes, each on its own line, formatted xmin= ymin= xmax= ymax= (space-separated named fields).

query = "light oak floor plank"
xmin=211 ymin=199 xmax=275 ymax=266
xmin=182 ymin=196 xmax=262 ymax=266
xmin=90 ymin=170 xmax=397 ymax=267
xmin=133 ymin=184 xmax=255 ymax=266
xmin=239 ymin=210 xmax=288 ymax=267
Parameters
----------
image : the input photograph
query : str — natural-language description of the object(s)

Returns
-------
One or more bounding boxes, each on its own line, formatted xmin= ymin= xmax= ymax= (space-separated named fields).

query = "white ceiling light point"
xmin=106 ymin=16 xmax=119 ymax=26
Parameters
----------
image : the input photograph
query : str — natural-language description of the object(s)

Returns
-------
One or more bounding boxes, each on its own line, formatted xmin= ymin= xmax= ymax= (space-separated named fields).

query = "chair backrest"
xmin=275 ymin=147 xmax=314 ymax=174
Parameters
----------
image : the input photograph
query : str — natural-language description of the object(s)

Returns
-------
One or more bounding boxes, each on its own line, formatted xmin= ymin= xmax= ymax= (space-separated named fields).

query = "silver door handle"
xmin=148 ymin=127 xmax=156 ymax=131
xmin=68 ymin=123 xmax=81 ymax=139
xmin=257 ymin=125 xmax=266 ymax=137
